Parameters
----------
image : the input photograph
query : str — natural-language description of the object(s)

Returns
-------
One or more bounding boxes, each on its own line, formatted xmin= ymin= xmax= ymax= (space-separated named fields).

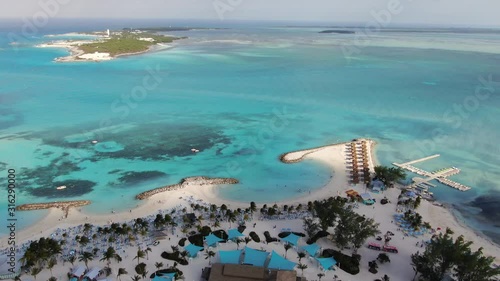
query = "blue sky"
xmin=1 ymin=0 xmax=499 ymax=27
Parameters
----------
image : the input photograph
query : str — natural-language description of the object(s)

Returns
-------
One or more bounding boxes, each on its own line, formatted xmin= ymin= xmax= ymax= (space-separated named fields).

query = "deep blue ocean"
xmin=0 ymin=19 xmax=499 ymax=242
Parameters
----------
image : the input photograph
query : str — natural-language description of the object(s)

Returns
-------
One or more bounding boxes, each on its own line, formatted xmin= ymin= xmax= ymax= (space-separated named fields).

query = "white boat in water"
xmin=56 ymin=185 xmax=67 ymax=190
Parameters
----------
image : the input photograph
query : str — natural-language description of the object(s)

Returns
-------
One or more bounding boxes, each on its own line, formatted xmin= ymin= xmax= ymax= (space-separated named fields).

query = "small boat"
xmin=91 ymin=140 xmax=98 ymax=144
xmin=191 ymin=148 xmax=196 ymax=152
xmin=56 ymin=185 xmax=67 ymax=190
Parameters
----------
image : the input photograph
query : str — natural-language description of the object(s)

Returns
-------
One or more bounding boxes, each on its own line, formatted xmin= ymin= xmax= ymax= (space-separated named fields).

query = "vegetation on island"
xmin=78 ymin=31 xmax=182 ymax=57
xmin=374 ymin=165 xmax=407 ymax=187
xmin=411 ymin=228 xmax=500 ymax=281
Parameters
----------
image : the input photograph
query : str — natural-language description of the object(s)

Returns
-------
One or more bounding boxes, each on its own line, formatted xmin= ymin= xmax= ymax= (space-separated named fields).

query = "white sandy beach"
xmin=1 ymin=139 xmax=498 ymax=281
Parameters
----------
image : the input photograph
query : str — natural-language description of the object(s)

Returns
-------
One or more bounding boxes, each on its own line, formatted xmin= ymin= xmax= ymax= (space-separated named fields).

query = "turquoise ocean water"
xmin=0 ymin=20 xmax=499 ymax=242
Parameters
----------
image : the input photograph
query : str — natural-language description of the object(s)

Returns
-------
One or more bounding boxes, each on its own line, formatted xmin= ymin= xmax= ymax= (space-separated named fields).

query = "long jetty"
xmin=136 ymin=176 xmax=239 ymax=200
xmin=393 ymin=155 xmax=471 ymax=191
xmin=16 ymin=200 xmax=91 ymax=217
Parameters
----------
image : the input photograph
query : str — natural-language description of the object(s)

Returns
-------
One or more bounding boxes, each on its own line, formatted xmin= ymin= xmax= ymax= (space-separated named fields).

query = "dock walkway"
xmin=393 ymin=155 xmax=471 ymax=191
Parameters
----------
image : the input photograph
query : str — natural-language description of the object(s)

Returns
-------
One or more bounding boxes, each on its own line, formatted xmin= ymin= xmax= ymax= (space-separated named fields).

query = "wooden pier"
xmin=393 ymin=155 xmax=471 ymax=191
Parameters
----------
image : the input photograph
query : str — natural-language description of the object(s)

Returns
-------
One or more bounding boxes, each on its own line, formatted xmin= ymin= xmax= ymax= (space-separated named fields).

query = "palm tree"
xmin=145 ymin=247 xmax=152 ymax=260
xmin=297 ymin=252 xmax=306 ymax=263
xmin=47 ymin=257 xmax=57 ymax=277
xmin=131 ymin=275 xmax=141 ymax=281
xmin=244 ymin=237 xmax=252 ymax=246
xmin=79 ymin=251 xmax=94 ymax=269
xmin=117 ymin=268 xmax=128 ymax=281
xmin=317 ymin=273 xmax=325 ymax=281
xmin=30 ymin=267 xmax=42 ymax=280
xmin=235 ymin=238 xmax=243 ymax=250
xmin=103 ymin=266 xmax=112 ymax=277
xmin=68 ymin=255 xmax=76 ymax=266
xmin=205 ymin=250 xmax=216 ymax=265
xmin=297 ymin=263 xmax=307 ymax=277
xmin=154 ymin=262 xmax=163 ymax=270
xmin=284 ymin=244 xmax=292 ymax=259
xmin=100 ymin=247 xmax=117 ymax=264
xmin=133 ymin=248 xmax=145 ymax=265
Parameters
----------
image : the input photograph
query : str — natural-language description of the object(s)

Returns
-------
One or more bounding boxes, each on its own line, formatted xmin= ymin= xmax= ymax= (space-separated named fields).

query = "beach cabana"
xmin=184 ymin=243 xmax=204 ymax=258
xmin=152 ymin=273 xmax=176 ymax=281
xmin=243 ymin=247 xmax=269 ymax=267
xmin=219 ymin=250 xmax=242 ymax=264
xmin=267 ymin=251 xmax=297 ymax=271
xmin=204 ymin=233 xmax=224 ymax=247
xmin=406 ymin=191 xmax=417 ymax=198
xmin=84 ymin=267 xmax=101 ymax=281
xmin=315 ymin=257 xmax=337 ymax=271
xmin=360 ymin=192 xmax=375 ymax=205
xmin=301 ymin=243 xmax=320 ymax=256
xmin=227 ymin=228 xmax=245 ymax=241
xmin=371 ymin=179 xmax=385 ymax=193
xmin=71 ymin=265 xmax=86 ymax=278
xmin=281 ymin=233 xmax=301 ymax=246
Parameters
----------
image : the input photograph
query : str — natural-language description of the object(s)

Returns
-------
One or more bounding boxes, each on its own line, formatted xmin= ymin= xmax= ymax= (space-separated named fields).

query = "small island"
xmin=38 ymin=29 xmax=186 ymax=62
xmin=319 ymin=29 xmax=355 ymax=34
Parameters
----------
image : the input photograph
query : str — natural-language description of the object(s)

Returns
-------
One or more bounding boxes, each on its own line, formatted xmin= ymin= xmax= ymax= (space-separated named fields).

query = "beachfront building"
xmin=204 ymin=263 xmax=304 ymax=281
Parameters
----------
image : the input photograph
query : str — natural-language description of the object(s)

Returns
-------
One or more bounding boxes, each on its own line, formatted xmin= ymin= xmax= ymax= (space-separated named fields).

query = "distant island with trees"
xmin=38 ymin=28 xmax=187 ymax=62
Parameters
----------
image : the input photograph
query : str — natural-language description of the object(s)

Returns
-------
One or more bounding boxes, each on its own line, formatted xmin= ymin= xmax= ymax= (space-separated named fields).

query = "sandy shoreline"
xmin=1 ymin=138 xmax=498 ymax=281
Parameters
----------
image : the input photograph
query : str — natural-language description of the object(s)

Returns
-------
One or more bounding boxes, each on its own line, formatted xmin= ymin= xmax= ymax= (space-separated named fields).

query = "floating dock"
xmin=393 ymin=155 xmax=471 ymax=191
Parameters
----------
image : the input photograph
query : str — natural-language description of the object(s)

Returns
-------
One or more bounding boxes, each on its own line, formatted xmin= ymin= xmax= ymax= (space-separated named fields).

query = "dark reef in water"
xmin=467 ymin=191 xmax=500 ymax=225
xmin=115 ymin=171 xmax=168 ymax=186
xmin=0 ymin=107 xmax=24 ymax=130
xmin=18 ymin=152 xmax=82 ymax=189
xmin=35 ymin=122 xmax=231 ymax=161
xmin=27 ymin=179 xmax=96 ymax=198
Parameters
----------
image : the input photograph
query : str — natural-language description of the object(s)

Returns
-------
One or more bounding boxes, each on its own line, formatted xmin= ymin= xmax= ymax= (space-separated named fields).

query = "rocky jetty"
xmin=135 ymin=176 xmax=239 ymax=200
xmin=16 ymin=200 xmax=91 ymax=217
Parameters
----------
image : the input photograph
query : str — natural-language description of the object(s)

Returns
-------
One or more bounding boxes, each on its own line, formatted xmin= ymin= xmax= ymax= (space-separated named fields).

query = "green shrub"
xmin=322 ymin=249 xmax=360 ymax=275
xmin=213 ymin=230 xmax=228 ymax=240
xmin=278 ymin=232 xmax=305 ymax=238
xmin=306 ymin=230 xmax=329 ymax=244
xmin=264 ymin=231 xmax=278 ymax=243
xmin=188 ymin=234 xmax=204 ymax=247
xmin=178 ymin=238 xmax=187 ymax=247
xmin=249 ymin=232 xmax=261 ymax=243
xmin=160 ymin=251 xmax=188 ymax=266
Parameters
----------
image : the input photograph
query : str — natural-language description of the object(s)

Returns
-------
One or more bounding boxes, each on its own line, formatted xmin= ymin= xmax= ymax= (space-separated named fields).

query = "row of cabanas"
xmin=183 ymin=228 xmax=247 ymax=258
xmin=182 ymin=230 xmax=337 ymax=272
xmin=218 ymin=246 xmax=337 ymax=271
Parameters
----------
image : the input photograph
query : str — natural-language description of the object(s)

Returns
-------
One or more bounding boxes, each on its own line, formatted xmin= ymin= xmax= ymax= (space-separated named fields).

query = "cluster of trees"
xmin=304 ymin=196 xmax=380 ymax=253
xmin=411 ymin=228 xmax=500 ymax=281
xmin=374 ymin=166 xmax=407 ymax=187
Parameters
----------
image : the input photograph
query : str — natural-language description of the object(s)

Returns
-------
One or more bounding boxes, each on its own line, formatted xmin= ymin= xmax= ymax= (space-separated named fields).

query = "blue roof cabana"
xmin=360 ymin=192 xmax=375 ymax=205
xmin=227 ymin=229 xmax=245 ymax=240
xmin=219 ymin=250 xmax=242 ymax=264
xmin=243 ymin=247 xmax=269 ymax=267
xmin=281 ymin=233 xmax=301 ymax=246
xmin=301 ymin=243 xmax=320 ymax=256
xmin=205 ymin=233 xmax=224 ymax=247
xmin=153 ymin=272 xmax=176 ymax=281
xmin=184 ymin=243 xmax=204 ymax=258
xmin=315 ymin=257 xmax=337 ymax=271
xmin=267 ymin=251 xmax=297 ymax=271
